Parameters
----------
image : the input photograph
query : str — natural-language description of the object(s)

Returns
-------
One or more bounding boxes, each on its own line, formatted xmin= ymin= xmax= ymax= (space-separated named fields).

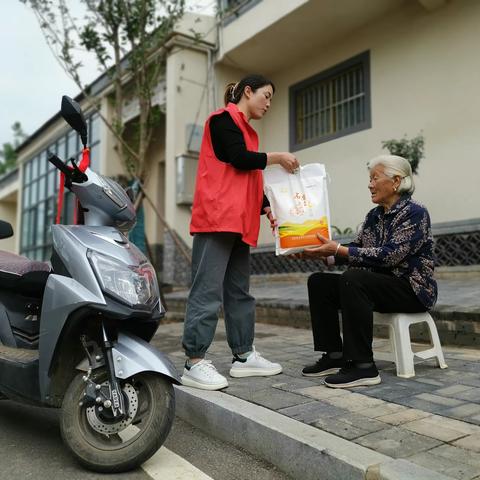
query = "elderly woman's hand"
xmin=304 ymin=234 xmax=338 ymax=257
xmin=293 ymin=234 xmax=345 ymax=263
xmin=304 ymin=246 xmax=330 ymax=257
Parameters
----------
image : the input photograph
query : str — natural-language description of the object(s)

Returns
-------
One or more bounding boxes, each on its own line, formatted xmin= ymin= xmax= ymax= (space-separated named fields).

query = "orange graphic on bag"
xmin=278 ymin=217 xmax=330 ymax=248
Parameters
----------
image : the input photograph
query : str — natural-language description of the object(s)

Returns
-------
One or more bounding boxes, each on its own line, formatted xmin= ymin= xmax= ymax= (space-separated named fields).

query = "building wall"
xmin=162 ymin=31 xmax=216 ymax=283
xmin=219 ymin=0 xmax=307 ymax=58
xmin=0 ymin=171 xmax=19 ymax=253
xmin=255 ymin=0 xmax=480 ymax=245
xmin=9 ymin=2 xmax=479 ymax=271
xmin=99 ymin=96 xmax=124 ymax=178
xmin=90 ymin=91 xmax=167 ymax=248
xmin=143 ymin=119 xmax=166 ymax=247
xmin=165 ymin=45 xmax=213 ymax=247
xmin=0 ymin=200 xmax=17 ymax=252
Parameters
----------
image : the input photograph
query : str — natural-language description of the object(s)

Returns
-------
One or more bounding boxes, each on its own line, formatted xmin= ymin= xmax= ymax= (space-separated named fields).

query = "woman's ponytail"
xmin=223 ymin=74 xmax=275 ymax=106
xmin=223 ymin=82 xmax=238 ymax=106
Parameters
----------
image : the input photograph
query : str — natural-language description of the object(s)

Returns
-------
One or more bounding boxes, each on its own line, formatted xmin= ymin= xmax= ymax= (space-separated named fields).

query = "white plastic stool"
xmin=374 ymin=312 xmax=448 ymax=378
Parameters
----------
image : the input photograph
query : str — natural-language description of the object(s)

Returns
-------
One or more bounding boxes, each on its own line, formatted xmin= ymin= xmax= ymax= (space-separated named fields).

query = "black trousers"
xmin=308 ymin=270 xmax=427 ymax=363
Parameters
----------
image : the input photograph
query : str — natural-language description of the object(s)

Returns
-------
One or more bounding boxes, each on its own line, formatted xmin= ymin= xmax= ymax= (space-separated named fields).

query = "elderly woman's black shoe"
xmin=324 ymin=362 xmax=381 ymax=388
xmin=302 ymin=353 xmax=345 ymax=377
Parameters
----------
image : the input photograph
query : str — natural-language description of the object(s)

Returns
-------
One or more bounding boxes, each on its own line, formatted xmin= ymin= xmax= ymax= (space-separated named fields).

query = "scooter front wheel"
xmin=60 ymin=370 xmax=175 ymax=473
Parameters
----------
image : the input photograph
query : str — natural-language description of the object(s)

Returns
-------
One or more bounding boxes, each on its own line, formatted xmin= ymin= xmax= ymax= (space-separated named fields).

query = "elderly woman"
xmin=302 ymin=155 xmax=437 ymax=388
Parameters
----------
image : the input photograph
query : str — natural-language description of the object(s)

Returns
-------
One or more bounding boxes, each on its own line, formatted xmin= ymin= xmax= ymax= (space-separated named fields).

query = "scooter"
xmin=0 ymin=96 xmax=180 ymax=472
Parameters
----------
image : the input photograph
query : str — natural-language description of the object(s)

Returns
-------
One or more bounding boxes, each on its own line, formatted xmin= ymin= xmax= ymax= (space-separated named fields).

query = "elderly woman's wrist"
xmin=334 ymin=244 xmax=350 ymax=258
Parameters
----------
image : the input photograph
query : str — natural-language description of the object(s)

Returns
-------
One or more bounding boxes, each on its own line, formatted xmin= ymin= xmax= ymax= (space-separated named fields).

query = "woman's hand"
xmin=304 ymin=234 xmax=342 ymax=257
xmin=264 ymin=206 xmax=277 ymax=233
xmin=266 ymin=152 xmax=299 ymax=173
xmin=278 ymin=152 xmax=299 ymax=173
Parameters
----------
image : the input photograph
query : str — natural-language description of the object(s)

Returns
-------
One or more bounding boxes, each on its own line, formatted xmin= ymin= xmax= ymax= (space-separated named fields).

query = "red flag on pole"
xmin=56 ymin=147 xmax=90 ymax=225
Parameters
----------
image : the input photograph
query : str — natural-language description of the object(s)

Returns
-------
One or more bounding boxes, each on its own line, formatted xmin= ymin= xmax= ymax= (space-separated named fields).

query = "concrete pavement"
xmin=154 ymin=312 xmax=480 ymax=479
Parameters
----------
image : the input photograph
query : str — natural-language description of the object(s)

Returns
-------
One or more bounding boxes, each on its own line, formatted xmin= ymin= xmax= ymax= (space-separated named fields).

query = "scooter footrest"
xmin=0 ymin=344 xmax=39 ymax=363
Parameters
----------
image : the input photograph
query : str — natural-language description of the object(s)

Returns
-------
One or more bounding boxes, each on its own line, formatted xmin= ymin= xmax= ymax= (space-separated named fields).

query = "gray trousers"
xmin=182 ymin=232 xmax=255 ymax=358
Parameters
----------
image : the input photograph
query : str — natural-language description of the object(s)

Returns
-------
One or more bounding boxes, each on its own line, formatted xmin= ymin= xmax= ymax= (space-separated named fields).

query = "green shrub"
xmin=381 ymin=134 xmax=424 ymax=174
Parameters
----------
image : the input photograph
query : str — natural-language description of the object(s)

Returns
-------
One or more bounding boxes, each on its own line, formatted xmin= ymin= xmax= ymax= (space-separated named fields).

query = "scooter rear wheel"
xmin=60 ymin=370 xmax=175 ymax=473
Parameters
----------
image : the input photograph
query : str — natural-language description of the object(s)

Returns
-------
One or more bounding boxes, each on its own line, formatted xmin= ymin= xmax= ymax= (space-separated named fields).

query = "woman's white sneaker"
xmin=181 ymin=359 xmax=229 ymax=390
xmin=229 ymin=347 xmax=283 ymax=378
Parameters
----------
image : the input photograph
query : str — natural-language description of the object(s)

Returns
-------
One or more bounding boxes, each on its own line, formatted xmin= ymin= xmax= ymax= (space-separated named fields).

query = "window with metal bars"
xmin=289 ymin=51 xmax=371 ymax=151
xmin=220 ymin=0 xmax=262 ymax=25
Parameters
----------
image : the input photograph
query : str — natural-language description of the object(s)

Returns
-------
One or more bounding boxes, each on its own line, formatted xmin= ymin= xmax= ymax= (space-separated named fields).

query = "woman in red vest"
xmin=181 ymin=74 xmax=299 ymax=390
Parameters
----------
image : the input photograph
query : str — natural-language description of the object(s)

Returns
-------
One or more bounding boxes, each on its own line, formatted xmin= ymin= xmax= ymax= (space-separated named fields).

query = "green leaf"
xmin=381 ymin=133 xmax=425 ymax=175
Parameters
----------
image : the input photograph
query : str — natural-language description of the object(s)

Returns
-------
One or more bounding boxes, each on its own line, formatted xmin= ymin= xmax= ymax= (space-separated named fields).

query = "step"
xmin=164 ymin=292 xmax=480 ymax=348
xmin=174 ymin=386 xmax=454 ymax=480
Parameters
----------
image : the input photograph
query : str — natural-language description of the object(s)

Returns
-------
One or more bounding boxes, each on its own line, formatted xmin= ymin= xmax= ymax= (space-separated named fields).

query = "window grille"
xmin=220 ymin=0 xmax=261 ymax=24
xmin=290 ymin=52 xmax=371 ymax=150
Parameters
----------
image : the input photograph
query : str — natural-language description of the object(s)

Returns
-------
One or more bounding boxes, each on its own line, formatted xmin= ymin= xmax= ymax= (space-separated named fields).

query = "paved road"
xmin=0 ymin=399 xmax=291 ymax=480
xmin=0 ymin=399 xmax=150 ymax=480
xmin=164 ymin=417 xmax=292 ymax=480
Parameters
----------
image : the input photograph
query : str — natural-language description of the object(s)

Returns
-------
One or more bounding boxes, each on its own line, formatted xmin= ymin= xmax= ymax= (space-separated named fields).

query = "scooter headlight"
xmin=88 ymin=250 xmax=159 ymax=308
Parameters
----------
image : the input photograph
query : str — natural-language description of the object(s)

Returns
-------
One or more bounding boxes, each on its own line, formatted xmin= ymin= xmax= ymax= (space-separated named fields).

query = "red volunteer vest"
xmin=190 ymin=103 xmax=264 ymax=247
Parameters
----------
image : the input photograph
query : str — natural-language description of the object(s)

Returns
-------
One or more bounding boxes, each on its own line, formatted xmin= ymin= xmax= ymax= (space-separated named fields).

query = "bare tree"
xmin=22 ymin=0 xmax=185 ymax=183
xmin=22 ymin=0 xmax=197 ymax=268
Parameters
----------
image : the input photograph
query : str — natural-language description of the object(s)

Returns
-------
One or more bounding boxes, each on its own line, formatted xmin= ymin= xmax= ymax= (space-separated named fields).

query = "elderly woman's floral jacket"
xmin=348 ymin=194 xmax=437 ymax=309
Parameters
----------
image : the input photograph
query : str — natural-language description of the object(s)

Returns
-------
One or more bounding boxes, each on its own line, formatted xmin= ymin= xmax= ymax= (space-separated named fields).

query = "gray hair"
xmin=367 ymin=154 xmax=415 ymax=194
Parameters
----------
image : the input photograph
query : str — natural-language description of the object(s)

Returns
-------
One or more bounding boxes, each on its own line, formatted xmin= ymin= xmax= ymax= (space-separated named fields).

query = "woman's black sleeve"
xmin=210 ymin=112 xmax=267 ymax=170
xmin=261 ymin=194 xmax=270 ymax=215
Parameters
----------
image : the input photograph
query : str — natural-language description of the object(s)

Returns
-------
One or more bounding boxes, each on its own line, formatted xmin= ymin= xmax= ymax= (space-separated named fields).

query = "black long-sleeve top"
xmin=210 ymin=111 xmax=270 ymax=212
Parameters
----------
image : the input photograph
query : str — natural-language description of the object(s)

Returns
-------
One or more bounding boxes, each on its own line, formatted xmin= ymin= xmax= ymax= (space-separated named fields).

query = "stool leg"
xmin=388 ymin=323 xmax=397 ymax=363
xmin=392 ymin=315 xmax=415 ymax=378
xmin=426 ymin=316 xmax=448 ymax=369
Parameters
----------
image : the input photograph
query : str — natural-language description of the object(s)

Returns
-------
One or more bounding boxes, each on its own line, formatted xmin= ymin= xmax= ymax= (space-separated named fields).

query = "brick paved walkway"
xmin=153 ymin=321 xmax=480 ymax=479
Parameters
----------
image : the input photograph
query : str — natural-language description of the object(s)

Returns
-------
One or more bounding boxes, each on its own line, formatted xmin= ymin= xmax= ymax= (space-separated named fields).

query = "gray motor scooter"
xmin=0 ymin=96 xmax=180 ymax=472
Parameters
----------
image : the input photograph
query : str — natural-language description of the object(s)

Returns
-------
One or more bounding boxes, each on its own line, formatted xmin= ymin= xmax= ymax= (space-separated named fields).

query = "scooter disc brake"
xmin=86 ymin=383 xmax=138 ymax=435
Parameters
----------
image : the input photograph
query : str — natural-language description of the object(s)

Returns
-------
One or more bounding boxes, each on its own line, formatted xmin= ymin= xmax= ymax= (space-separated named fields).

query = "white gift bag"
xmin=263 ymin=163 xmax=331 ymax=255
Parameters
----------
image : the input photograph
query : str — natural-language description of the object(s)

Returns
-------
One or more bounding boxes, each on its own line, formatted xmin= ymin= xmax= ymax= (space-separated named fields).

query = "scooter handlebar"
xmin=48 ymin=153 xmax=73 ymax=177
xmin=48 ymin=153 xmax=88 ymax=183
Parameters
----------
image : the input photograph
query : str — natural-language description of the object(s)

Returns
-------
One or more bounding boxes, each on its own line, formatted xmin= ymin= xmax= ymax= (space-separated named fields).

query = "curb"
xmin=174 ymin=386 xmax=455 ymax=480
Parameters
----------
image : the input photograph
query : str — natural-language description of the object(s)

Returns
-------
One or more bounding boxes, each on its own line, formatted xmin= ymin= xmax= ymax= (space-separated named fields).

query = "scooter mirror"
xmin=0 ymin=220 xmax=13 ymax=239
xmin=61 ymin=96 xmax=88 ymax=147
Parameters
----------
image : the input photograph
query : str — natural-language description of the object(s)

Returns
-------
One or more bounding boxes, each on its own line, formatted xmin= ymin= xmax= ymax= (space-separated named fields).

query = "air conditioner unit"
xmin=176 ymin=154 xmax=198 ymax=205
xmin=185 ymin=123 xmax=203 ymax=153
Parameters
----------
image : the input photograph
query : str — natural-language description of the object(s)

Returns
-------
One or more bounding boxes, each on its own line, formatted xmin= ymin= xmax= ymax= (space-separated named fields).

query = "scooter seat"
xmin=0 ymin=250 xmax=51 ymax=297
